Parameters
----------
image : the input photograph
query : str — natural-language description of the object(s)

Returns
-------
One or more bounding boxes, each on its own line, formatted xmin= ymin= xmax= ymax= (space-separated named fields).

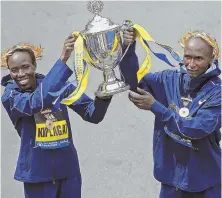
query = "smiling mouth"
xmin=18 ymin=79 xmax=29 ymax=85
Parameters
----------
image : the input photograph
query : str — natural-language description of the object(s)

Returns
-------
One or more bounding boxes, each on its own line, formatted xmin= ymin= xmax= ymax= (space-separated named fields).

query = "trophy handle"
xmin=120 ymin=20 xmax=133 ymax=32
xmin=119 ymin=44 xmax=130 ymax=63
xmin=118 ymin=20 xmax=134 ymax=64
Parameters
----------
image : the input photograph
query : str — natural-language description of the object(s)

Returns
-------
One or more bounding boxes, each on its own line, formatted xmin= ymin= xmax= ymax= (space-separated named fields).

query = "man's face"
xmin=8 ymin=51 xmax=36 ymax=90
xmin=183 ymin=37 xmax=214 ymax=78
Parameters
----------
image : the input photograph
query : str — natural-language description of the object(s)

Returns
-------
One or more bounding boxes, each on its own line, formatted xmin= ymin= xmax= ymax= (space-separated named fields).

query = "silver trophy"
xmin=80 ymin=0 xmax=132 ymax=98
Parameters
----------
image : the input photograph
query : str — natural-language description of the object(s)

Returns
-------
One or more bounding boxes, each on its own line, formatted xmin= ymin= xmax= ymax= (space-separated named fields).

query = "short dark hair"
xmin=6 ymin=47 xmax=36 ymax=67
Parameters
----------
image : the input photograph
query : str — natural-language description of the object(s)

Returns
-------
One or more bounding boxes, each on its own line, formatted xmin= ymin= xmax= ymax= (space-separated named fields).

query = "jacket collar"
xmin=1 ymin=73 xmax=45 ymax=91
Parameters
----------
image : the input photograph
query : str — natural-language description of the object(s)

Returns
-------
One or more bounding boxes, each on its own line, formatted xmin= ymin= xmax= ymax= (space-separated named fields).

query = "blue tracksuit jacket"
xmin=120 ymin=43 xmax=221 ymax=192
xmin=1 ymin=59 xmax=111 ymax=183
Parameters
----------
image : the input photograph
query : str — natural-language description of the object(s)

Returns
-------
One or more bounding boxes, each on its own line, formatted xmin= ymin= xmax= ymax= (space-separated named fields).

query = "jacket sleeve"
xmin=67 ymin=93 xmax=112 ymax=124
xmin=138 ymin=71 xmax=166 ymax=97
xmin=150 ymin=92 xmax=221 ymax=140
xmin=119 ymin=42 xmax=165 ymax=95
xmin=48 ymin=76 xmax=112 ymax=124
xmin=1 ymin=59 xmax=73 ymax=120
xmin=119 ymin=42 xmax=139 ymax=92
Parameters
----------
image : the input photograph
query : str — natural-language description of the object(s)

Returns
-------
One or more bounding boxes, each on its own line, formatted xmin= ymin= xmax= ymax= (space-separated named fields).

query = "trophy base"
xmin=95 ymin=79 xmax=130 ymax=98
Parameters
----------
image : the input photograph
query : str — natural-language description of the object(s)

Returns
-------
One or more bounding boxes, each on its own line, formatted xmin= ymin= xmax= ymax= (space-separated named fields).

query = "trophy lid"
xmin=84 ymin=0 xmax=119 ymax=34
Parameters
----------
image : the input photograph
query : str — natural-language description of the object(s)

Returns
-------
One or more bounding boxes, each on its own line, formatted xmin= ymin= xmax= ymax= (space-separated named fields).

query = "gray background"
xmin=1 ymin=1 xmax=221 ymax=198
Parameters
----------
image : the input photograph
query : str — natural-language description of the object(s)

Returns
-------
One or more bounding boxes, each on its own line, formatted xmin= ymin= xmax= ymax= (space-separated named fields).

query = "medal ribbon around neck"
xmin=179 ymin=96 xmax=192 ymax=118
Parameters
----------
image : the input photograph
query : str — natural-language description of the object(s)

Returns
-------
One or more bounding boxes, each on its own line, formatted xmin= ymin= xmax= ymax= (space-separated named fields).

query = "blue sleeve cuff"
xmin=95 ymin=96 xmax=112 ymax=105
xmin=57 ymin=59 xmax=73 ymax=74
xmin=122 ymin=42 xmax=136 ymax=55
xmin=150 ymin=100 xmax=167 ymax=117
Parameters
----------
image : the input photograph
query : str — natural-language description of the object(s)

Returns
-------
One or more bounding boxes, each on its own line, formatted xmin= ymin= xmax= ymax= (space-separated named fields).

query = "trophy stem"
xmin=95 ymin=67 xmax=130 ymax=98
xmin=103 ymin=68 xmax=117 ymax=83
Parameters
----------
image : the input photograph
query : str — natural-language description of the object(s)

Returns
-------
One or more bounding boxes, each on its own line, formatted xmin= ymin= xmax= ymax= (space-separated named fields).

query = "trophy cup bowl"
xmin=80 ymin=1 xmax=131 ymax=98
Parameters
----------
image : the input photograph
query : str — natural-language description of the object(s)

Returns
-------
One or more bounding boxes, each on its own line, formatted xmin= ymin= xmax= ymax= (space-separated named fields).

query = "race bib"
xmin=34 ymin=109 xmax=69 ymax=149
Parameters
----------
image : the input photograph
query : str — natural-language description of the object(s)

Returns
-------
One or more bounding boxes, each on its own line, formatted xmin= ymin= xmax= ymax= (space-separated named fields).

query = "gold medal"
xmin=179 ymin=107 xmax=189 ymax=117
xmin=46 ymin=119 xmax=54 ymax=130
